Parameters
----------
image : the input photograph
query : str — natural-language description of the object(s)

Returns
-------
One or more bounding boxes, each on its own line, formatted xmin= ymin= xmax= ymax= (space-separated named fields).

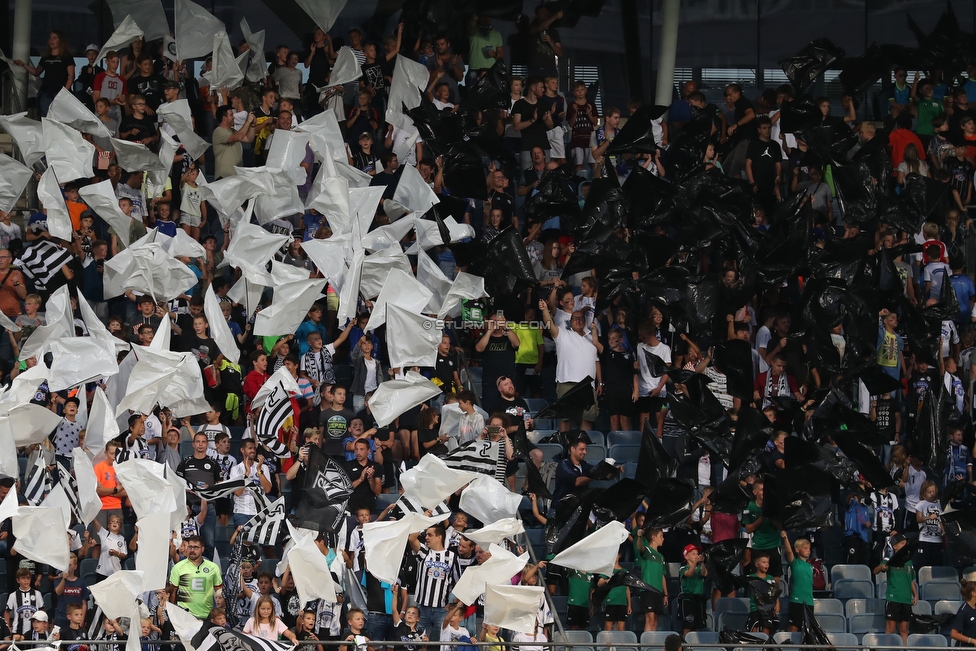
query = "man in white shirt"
xmin=538 ymin=300 xmax=600 ymax=431
xmin=229 ymin=439 xmax=272 ymax=528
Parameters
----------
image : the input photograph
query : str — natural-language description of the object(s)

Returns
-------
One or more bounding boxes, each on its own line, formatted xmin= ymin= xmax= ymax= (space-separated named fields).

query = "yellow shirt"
xmin=513 ymin=324 xmax=543 ymax=365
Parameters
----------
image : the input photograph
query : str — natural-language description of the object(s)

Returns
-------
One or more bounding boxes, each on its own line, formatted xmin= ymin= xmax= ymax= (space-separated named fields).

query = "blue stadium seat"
xmin=585 ymin=431 xmax=605 ymax=447
xmin=641 ymin=631 xmax=681 ymax=647
xmin=906 ymin=634 xmax=947 ymax=648
xmin=919 ymin=567 xmax=959 ymax=583
xmin=935 ymin=600 xmax=961 ymax=616
xmin=848 ymin=613 xmax=886 ymax=635
xmin=717 ymin=612 xmax=748 ymax=631
xmin=861 ymin=633 xmax=903 ymax=648
xmin=831 ymin=564 xmax=872 ymax=583
xmin=817 ymin=613 xmax=848 ymax=633
xmin=554 ymin=630 xmax=593 ymax=651
xmin=525 ymin=398 xmax=548 ymax=414
xmin=814 ymin=598 xmax=844 ymax=615
xmin=595 ymin=629 xmax=637 ymax=651
xmin=923 ymin=582 xmax=961 ymax=602
xmin=374 ymin=492 xmax=398 ymax=514
xmin=826 ymin=633 xmax=860 ymax=651
xmin=845 ymin=598 xmax=885 ymax=617
xmin=623 ymin=462 xmax=638 ymax=479
xmin=834 ymin=579 xmax=874 ymax=600
xmin=608 ymin=444 xmax=640 ymax=463
xmin=876 ymin=580 xmax=887 ymax=599
xmin=586 ymin=445 xmax=606 ymax=463
xmin=607 ymin=430 xmax=642 ymax=447
xmin=773 ymin=632 xmax=803 ymax=651
xmin=914 ymin=601 xmax=933 ymax=616
xmin=179 ymin=440 xmax=194 ymax=458
xmin=537 ymin=442 xmax=563 ymax=461
xmin=80 ymin=558 xmax=98 ymax=586
xmin=684 ymin=631 xmax=719 ymax=651
xmin=17 ymin=456 xmax=26 ymax=482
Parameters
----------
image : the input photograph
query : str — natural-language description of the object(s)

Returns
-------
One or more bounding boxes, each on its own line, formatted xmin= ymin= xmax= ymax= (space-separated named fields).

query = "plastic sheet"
xmin=914 ymin=379 xmax=954 ymax=479
xmin=534 ymin=377 xmax=595 ymax=420
xmin=706 ymin=538 xmax=747 ymax=595
xmin=605 ymin=105 xmax=668 ymax=156
xmin=460 ymin=60 xmax=510 ymax=113
xmin=635 ymin=422 xmax=677 ymax=487
xmin=779 ymin=39 xmax=846 ymax=94
xmin=763 ymin=466 xmax=834 ymax=529
xmin=549 ymin=520 xmax=629 ymax=577
xmin=544 ymin=493 xmax=588 ymax=556
xmin=838 ymin=44 xmax=891 ymax=96
xmin=174 ymin=0 xmax=225 ymax=60
xmin=719 ymin=628 xmax=767 ymax=647
xmin=590 ymin=478 xmax=648 ymax=522
xmin=642 ymin=478 xmax=695 ymax=530
xmin=591 ymin=569 xmax=656 ymax=607
xmin=523 ymin=165 xmax=581 ymax=226
xmin=441 ymin=141 xmax=489 ymax=200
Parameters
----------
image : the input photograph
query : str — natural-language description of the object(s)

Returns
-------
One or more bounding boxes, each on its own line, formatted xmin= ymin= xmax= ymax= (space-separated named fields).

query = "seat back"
xmin=585 ymin=431 xmax=606 ymax=447
xmin=834 ymin=579 xmax=875 ymax=600
xmin=849 ymin=613 xmax=887 ymax=635
xmin=595 ymin=630 xmax=637 ymax=651
xmin=918 ymin=566 xmax=959 ymax=584
xmin=607 ymin=430 xmax=642 ymax=446
xmin=831 ymin=564 xmax=872 ymax=583
xmin=817 ymin=613 xmax=848 ymax=633
xmin=826 ymin=632 xmax=860 ymax=651
xmin=684 ymin=631 xmax=719 ymax=651
xmin=923 ymin=582 xmax=961 ymax=602
xmin=862 ymin=633 xmax=904 ymax=649
xmin=608 ymin=444 xmax=640 ymax=463
xmin=554 ymin=630 xmax=593 ymax=651
xmin=935 ymin=600 xmax=962 ymax=616
xmin=814 ymin=598 xmax=844 ymax=615
xmin=640 ymin=632 xmax=681 ymax=648
xmin=906 ymin=634 xmax=947 ymax=648
xmin=845 ymin=598 xmax=886 ymax=617
xmin=914 ymin=600 xmax=933 ymax=616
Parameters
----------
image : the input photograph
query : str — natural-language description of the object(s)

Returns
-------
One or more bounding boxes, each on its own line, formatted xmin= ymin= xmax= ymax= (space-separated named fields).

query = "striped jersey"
xmin=414 ymin=545 xmax=457 ymax=608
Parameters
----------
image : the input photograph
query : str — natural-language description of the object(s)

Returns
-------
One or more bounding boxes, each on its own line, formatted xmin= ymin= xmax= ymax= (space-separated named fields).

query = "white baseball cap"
xmin=30 ymin=611 xmax=48 ymax=622
xmin=85 ymin=44 xmax=99 ymax=53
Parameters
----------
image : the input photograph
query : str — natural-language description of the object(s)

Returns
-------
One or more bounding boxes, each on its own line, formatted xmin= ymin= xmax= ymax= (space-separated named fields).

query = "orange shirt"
xmin=66 ymin=200 xmax=86 ymax=231
xmin=93 ymin=460 xmax=121 ymax=510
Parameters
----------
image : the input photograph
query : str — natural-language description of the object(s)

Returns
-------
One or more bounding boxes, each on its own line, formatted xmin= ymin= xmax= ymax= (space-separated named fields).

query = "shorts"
xmin=677 ymin=594 xmax=706 ymax=630
xmin=640 ymin=591 xmax=665 ymax=614
xmin=637 ymin=395 xmax=668 ymax=414
xmin=604 ymin=392 xmax=635 ymax=416
xmin=750 ymin=548 xmax=783 ymax=577
xmin=604 ymin=604 xmax=628 ymax=623
xmin=746 ymin=609 xmax=779 ymax=633
xmin=567 ymin=604 xmax=590 ymax=628
xmin=572 ymin=147 xmax=595 ymax=166
xmin=555 ymin=381 xmax=599 ymax=423
xmin=180 ymin=212 xmax=202 ymax=227
xmin=885 ymin=601 xmax=912 ymax=622
xmin=545 ymin=562 xmax=566 ymax=586
xmin=547 ymin=126 xmax=566 ymax=159
xmin=787 ymin=602 xmax=809 ymax=629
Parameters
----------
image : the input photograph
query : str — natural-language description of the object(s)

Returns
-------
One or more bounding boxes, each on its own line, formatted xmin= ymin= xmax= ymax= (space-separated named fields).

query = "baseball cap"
xmin=30 ymin=611 xmax=48 ymax=622
xmin=682 ymin=544 xmax=701 ymax=558
xmin=86 ymin=44 xmax=99 ymax=53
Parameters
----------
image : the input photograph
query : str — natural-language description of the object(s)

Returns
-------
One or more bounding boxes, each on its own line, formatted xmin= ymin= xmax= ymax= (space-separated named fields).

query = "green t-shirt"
xmin=567 ymin=569 xmax=592 ymax=607
xmin=747 ymin=573 xmax=778 ymax=611
xmin=915 ymin=98 xmax=943 ymax=136
xmin=467 ymin=30 xmax=504 ymax=71
xmin=639 ymin=541 xmax=666 ymax=590
xmin=169 ymin=558 xmax=223 ymax=618
xmin=513 ymin=324 xmax=543 ymax=365
xmin=679 ymin=563 xmax=706 ymax=596
xmin=886 ymin=561 xmax=915 ymax=605
xmin=744 ymin=501 xmax=780 ymax=550
xmin=789 ymin=558 xmax=814 ymax=606
xmin=603 ymin=569 xmax=629 ymax=606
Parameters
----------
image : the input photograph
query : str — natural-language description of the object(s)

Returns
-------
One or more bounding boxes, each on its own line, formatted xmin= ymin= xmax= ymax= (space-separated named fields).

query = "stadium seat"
xmin=919 ymin=567 xmax=959 ymax=583
xmin=773 ymin=632 xmax=803 ymax=651
xmin=906 ymin=634 xmax=947 ymax=648
xmin=374 ymin=492 xmax=398 ymax=514
xmin=80 ymin=558 xmax=98 ymax=585
xmin=923 ymin=582 xmax=961 ymax=602
xmin=216 ymin=525 xmax=235 ymax=543
xmin=826 ymin=632 xmax=860 ymax=651
xmin=914 ymin=600 xmax=933 ymax=616
xmin=537 ymin=442 xmax=563 ymax=461
xmin=876 ymin=580 xmax=887 ymax=599
xmin=667 ymin=563 xmax=683 ymax=578
xmin=641 ymin=631 xmax=680 ymax=647
xmin=554 ymin=630 xmax=593 ymax=651
xmin=17 ymin=456 xmax=26 ymax=482
xmin=684 ymin=631 xmax=719 ymax=651
xmin=525 ymin=398 xmax=548 ymax=414
xmin=608 ymin=444 xmax=640 ymax=463
xmin=861 ymin=633 xmax=904 ymax=649
xmin=607 ymin=430 xmax=642 ymax=447
xmin=587 ymin=445 xmax=606 ymax=463
xmin=717 ymin=612 xmax=748 ymax=631
xmin=585 ymin=431 xmax=605 ymax=447
xmin=179 ymin=440 xmax=194 ymax=458
xmin=814 ymin=598 xmax=844 ymax=615
xmin=834 ymin=579 xmax=874 ymax=600
xmin=848 ymin=613 xmax=887 ymax=635
xmin=623 ymin=462 xmax=638 ymax=479
xmin=595 ymin=630 xmax=637 ymax=651
xmin=551 ymin=595 xmax=567 ymax=615
xmin=42 ymin=593 xmax=51 ymax=610
xmin=713 ymin=598 xmax=749 ymax=630
xmin=123 ymin=556 xmax=135 ymax=570
xmin=817 ymin=613 xmax=848 ymax=633
xmin=831 ymin=564 xmax=872 ymax=583
xmin=935 ymin=600 xmax=961 ymax=616
xmin=845 ymin=598 xmax=886 ymax=617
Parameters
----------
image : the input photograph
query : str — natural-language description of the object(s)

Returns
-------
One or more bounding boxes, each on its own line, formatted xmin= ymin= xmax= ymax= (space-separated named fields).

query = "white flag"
xmin=484 ymin=584 xmax=546 ymax=633
xmin=550 ymin=520 xmax=631 ymax=577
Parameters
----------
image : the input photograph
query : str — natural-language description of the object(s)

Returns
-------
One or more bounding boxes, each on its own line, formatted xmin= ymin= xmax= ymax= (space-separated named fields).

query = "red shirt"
xmin=243 ymin=370 xmax=270 ymax=410
xmin=889 ymin=127 xmax=926 ymax=170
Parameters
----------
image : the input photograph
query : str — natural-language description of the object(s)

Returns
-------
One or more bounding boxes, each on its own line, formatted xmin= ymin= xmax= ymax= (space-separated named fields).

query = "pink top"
xmin=243 ymin=618 xmax=287 ymax=640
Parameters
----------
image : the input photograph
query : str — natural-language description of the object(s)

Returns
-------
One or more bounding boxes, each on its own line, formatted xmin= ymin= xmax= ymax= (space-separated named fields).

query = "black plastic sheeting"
xmin=706 ymin=538 xmax=748 ymax=595
xmin=779 ymin=39 xmax=846 ymax=94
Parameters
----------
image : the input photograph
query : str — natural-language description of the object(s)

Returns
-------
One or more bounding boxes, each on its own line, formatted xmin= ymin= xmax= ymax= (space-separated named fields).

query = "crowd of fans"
xmin=6 ymin=4 xmax=976 ymax=650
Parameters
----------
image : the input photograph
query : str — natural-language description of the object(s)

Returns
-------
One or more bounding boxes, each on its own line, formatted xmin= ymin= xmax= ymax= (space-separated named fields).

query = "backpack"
xmin=811 ymin=558 xmax=827 ymax=591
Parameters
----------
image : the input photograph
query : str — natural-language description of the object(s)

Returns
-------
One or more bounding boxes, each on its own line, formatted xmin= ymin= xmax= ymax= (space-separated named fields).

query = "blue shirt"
xmin=945 ymin=442 xmax=970 ymax=486
xmin=951 ymin=273 xmax=975 ymax=323
xmin=295 ymin=320 xmax=328 ymax=356
xmin=553 ymin=457 xmax=593 ymax=504
xmin=966 ymin=78 xmax=976 ymax=104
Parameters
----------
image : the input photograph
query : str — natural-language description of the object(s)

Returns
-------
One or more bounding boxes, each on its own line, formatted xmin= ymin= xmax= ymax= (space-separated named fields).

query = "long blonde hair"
xmin=253 ymin=596 xmax=277 ymax=626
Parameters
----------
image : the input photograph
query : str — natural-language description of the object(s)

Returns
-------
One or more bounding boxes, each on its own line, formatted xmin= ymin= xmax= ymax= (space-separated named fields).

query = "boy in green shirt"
xmin=874 ymin=533 xmax=917 ymax=645
xmin=597 ymin=555 xmax=631 ymax=631
xmin=566 ymin=569 xmax=593 ymax=630
xmin=678 ymin=544 xmax=708 ymax=635
xmin=911 ymin=76 xmax=944 ymax=139
xmin=744 ymin=480 xmax=783 ymax=577
xmin=744 ymin=552 xmax=780 ymax=634
xmin=637 ymin=528 xmax=667 ymax=632
xmin=783 ymin=530 xmax=813 ymax=632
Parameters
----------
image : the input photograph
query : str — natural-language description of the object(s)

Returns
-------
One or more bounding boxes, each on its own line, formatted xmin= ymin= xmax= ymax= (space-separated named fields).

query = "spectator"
xmin=229 ymin=439 xmax=272 ymax=527
xmin=213 ymin=106 xmax=256 ymax=180
xmin=167 ymin=535 xmax=222 ymax=619
xmin=12 ymin=31 xmax=74 ymax=117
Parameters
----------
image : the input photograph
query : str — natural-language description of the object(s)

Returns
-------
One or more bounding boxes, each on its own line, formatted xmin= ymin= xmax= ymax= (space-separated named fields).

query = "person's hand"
xmin=452 ymin=54 xmax=462 ymax=67
xmin=780 ymin=529 xmax=788 ymax=540
xmin=596 ymin=384 xmax=603 ymax=397
xmin=541 ymin=33 xmax=552 ymax=44
xmin=555 ymin=9 xmax=564 ymax=18
xmin=538 ymin=299 xmax=547 ymax=314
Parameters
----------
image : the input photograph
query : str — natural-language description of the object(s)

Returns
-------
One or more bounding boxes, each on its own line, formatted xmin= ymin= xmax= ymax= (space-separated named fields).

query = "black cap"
xmin=890 ymin=533 xmax=907 ymax=546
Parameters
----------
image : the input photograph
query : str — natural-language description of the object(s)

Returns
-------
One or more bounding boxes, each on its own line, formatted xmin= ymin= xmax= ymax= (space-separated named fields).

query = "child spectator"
xmin=637 ymin=320 xmax=670 ymax=438
xmin=783 ymin=532 xmax=814 ymax=632
xmin=294 ymin=609 xmax=322 ymax=651
xmin=15 ymin=294 xmax=44 ymax=344
xmin=439 ymin=602 xmax=472 ymax=651
xmin=597 ymin=553 xmax=630 ymax=631
xmin=744 ymin=480 xmax=782 ymax=577
xmin=637 ymin=528 xmax=667 ymax=632
xmin=339 ymin=608 xmax=373 ymax=651
xmin=923 ymin=243 xmax=951 ymax=300
xmin=566 ymin=80 xmax=598 ymax=172
xmin=678 ymin=544 xmax=708 ymax=635
xmin=565 ymin=568 xmax=592 ymax=630
xmin=243 ymin=596 xmax=297 ymax=642
xmin=915 ymin=480 xmax=944 ymax=567
xmin=391 ymin=603 xmax=427 ymax=650
xmin=874 ymin=533 xmax=916 ymax=645
xmin=92 ymin=514 xmax=128 ymax=581
xmin=5 ymin=569 xmax=42 ymax=637
xmin=744 ymin=553 xmax=779 ymax=635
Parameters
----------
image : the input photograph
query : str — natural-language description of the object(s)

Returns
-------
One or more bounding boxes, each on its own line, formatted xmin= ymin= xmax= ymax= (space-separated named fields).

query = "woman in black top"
xmin=951 ymin=580 xmax=976 ymax=647
xmin=13 ymin=31 xmax=74 ymax=117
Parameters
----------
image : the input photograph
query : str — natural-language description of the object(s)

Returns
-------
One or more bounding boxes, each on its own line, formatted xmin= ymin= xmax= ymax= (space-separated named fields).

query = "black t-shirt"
xmin=307 ymin=48 xmax=331 ymax=86
xmin=398 ymin=551 xmax=419 ymax=595
xmin=361 ymin=62 xmax=385 ymax=91
xmin=498 ymin=395 xmax=529 ymax=443
xmin=513 ymin=98 xmax=552 ymax=151
xmin=176 ymin=455 xmax=222 ymax=504
xmin=481 ymin=334 xmax=517 ymax=383
xmin=393 ymin=621 xmax=424 ymax=651
xmin=364 ymin=572 xmax=390 ymax=613
xmin=602 ymin=348 xmax=637 ymax=394
xmin=76 ymin=64 xmax=103 ymax=108
xmin=187 ymin=335 xmax=219 ymax=368
xmin=487 ymin=188 xmax=516 ymax=221
xmin=746 ymin=139 xmax=782 ymax=185
xmin=279 ymin=587 xmax=302 ymax=627
xmin=119 ymin=114 xmax=157 ymax=143
xmin=528 ymin=27 xmax=560 ymax=70
xmin=418 ymin=427 xmax=448 ymax=458
xmin=344 ymin=459 xmax=382 ymax=512
xmin=39 ymin=54 xmax=72 ymax=93
xmin=733 ymin=96 xmax=757 ymax=141
xmin=949 ymin=107 xmax=976 ymax=136
xmin=321 ymin=407 xmax=355 ymax=458
xmin=433 ymin=351 xmax=460 ymax=392
xmin=129 ymin=73 xmax=166 ymax=109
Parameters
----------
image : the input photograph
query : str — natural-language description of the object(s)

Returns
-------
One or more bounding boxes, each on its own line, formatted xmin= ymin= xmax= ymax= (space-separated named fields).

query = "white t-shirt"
xmin=229 ymin=461 xmax=272 ymax=516
xmin=755 ymin=325 xmax=772 ymax=374
xmin=362 ymin=357 xmax=379 ymax=394
xmin=904 ymin=465 xmax=926 ymax=513
xmin=916 ymin=500 xmax=943 ymax=543
xmin=637 ymin=341 xmax=671 ymax=396
xmin=553 ymin=329 xmax=598 ymax=384
xmin=182 ymin=184 xmax=203 ymax=218
xmin=923 ymin=261 xmax=951 ymax=299
xmin=441 ymin=624 xmax=471 ymax=651
xmin=941 ymin=320 xmax=959 ymax=358
xmin=96 ymin=528 xmax=126 ymax=576
xmin=512 ymin=630 xmax=547 ymax=651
